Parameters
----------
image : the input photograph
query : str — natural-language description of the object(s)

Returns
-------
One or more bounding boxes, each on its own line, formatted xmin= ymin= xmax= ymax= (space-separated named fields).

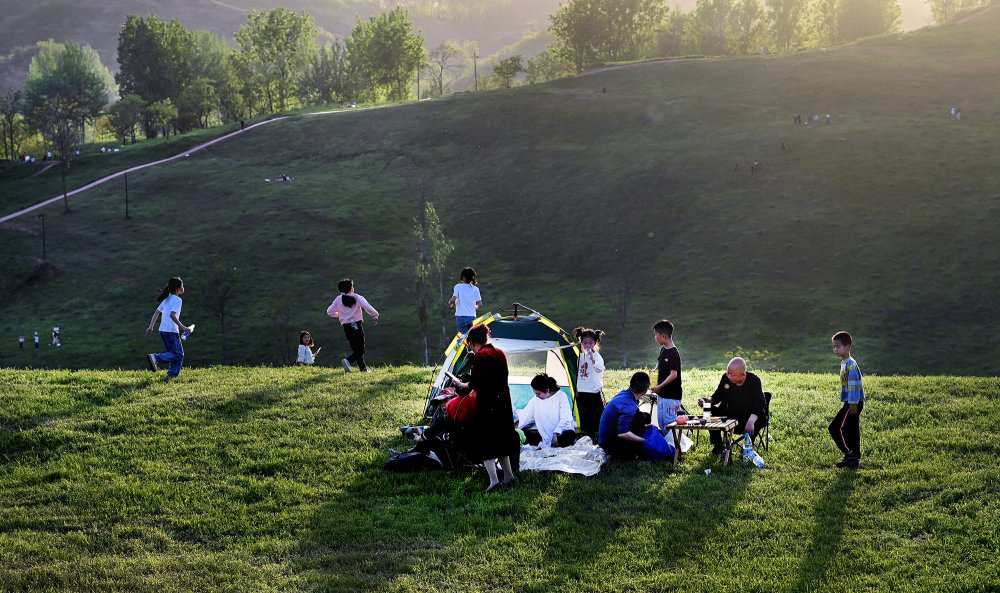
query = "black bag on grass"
xmin=384 ymin=450 xmax=443 ymax=473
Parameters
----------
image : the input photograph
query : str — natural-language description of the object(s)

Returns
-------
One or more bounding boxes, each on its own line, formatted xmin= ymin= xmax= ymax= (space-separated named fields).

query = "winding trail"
xmin=0 ymin=108 xmax=361 ymax=224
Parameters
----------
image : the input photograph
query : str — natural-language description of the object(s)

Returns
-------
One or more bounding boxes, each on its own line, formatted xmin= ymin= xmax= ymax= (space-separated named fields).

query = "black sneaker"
xmin=836 ymin=455 xmax=860 ymax=468
xmin=146 ymin=354 xmax=158 ymax=372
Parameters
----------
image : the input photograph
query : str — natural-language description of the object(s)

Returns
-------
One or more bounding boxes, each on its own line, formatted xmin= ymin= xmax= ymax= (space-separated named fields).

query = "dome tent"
xmin=425 ymin=303 xmax=581 ymax=426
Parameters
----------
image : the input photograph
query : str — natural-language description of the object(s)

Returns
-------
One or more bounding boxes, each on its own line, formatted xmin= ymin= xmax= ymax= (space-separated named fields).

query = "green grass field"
xmin=2 ymin=9 xmax=1000 ymax=376
xmin=1 ymin=366 xmax=997 ymax=592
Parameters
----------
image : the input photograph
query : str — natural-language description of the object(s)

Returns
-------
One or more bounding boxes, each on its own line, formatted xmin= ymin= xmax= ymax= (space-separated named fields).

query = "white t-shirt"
xmin=452 ymin=283 xmax=482 ymax=317
xmin=157 ymin=294 xmax=182 ymax=333
xmin=577 ymin=349 xmax=606 ymax=393
xmin=297 ymin=344 xmax=314 ymax=364
xmin=519 ymin=393 xmax=576 ymax=447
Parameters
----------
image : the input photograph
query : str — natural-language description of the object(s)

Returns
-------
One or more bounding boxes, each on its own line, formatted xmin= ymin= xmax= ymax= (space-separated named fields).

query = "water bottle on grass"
xmin=742 ymin=432 xmax=765 ymax=468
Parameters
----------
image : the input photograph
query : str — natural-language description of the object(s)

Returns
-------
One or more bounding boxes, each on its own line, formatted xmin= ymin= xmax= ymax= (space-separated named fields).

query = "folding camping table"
xmin=663 ymin=418 xmax=738 ymax=468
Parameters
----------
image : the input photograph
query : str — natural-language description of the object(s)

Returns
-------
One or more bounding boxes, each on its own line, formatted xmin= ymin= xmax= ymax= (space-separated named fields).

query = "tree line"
xmin=0 ymin=7 xmax=426 ymax=161
xmin=524 ymin=0 xmax=989 ymax=82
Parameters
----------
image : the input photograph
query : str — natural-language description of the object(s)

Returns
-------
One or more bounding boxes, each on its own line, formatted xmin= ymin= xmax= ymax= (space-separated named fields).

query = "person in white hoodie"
xmin=519 ymin=374 xmax=577 ymax=448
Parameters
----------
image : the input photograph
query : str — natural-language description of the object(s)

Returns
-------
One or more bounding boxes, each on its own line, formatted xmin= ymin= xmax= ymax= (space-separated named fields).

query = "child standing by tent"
xmin=327 ymin=278 xmax=379 ymax=373
xmin=146 ymin=277 xmax=194 ymax=379
xmin=574 ymin=326 xmax=606 ymax=442
xmin=448 ymin=267 xmax=482 ymax=334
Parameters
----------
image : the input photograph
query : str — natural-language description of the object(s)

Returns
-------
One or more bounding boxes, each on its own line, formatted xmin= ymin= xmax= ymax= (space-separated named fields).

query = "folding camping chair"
xmin=732 ymin=391 xmax=772 ymax=452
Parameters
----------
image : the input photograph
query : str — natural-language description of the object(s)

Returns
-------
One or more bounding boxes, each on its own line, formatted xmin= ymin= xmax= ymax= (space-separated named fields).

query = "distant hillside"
xmin=2 ymin=8 xmax=998 ymax=375
xmin=0 ymin=0 xmax=561 ymax=91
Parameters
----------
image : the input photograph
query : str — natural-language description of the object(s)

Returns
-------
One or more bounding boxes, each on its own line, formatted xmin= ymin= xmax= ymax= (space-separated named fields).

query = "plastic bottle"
xmin=181 ymin=323 xmax=195 ymax=340
xmin=743 ymin=433 xmax=765 ymax=468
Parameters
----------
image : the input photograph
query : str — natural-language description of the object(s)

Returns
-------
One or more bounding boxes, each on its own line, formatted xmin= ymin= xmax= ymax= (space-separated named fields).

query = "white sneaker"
xmin=341 ymin=358 xmax=352 ymax=373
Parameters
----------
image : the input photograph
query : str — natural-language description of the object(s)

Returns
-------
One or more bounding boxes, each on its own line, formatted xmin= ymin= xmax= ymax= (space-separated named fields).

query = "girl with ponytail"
xmin=145 ymin=276 xmax=194 ymax=379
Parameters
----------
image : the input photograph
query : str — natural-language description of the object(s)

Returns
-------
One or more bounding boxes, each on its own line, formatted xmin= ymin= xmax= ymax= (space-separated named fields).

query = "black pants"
xmin=342 ymin=321 xmax=367 ymax=371
xmin=829 ymin=400 xmax=864 ymax=457
xmin=576 ymin=391 xmax=605 ymax=440
xmin=524 ymin=428 xmax=577 ymax=448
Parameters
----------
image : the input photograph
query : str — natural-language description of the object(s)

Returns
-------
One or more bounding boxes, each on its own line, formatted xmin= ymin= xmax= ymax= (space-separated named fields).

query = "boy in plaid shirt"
xmin=828 ymin=331 xmax=865 ymax=468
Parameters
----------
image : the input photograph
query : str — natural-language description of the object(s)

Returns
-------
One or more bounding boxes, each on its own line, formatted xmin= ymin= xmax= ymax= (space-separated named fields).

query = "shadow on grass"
xmin=0 ymin=374 xmax=159 ymax=463
xmin=204 ymin=371 xmax=334 ymax=423
xmin=294 ymin=449 xmax=753 ymax=591
xmin=787 ymin=470 xmax=858 ymax=592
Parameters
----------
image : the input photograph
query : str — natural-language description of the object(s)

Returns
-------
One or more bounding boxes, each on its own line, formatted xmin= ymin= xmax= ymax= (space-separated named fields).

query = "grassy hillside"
xmin=0 ymin=367 xmax=997 ymax=591
xmin=2 ymin=11 xmax=1000 ymax=374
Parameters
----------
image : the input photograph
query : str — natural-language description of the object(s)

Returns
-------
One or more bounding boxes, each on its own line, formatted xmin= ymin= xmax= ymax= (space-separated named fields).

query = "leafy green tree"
xmin=176 ymin=78 xmax=217 ymax=131
xmin=346 ymin=7 xmax=426 ymax=101
xmin=0 ymin=89 xmax=23 ymax=159
xmin=22 ymin=41 xmax=110 ymax=158
xmin=766 ymin=0 xmax=805 ymax=51
xmin=105 ymin=94 xmax=146 ymax=144
xmin=655 ymin=10 xmax=692 ymax=56
xmin=526 ymin=47 xmax=576 ymax=84
xmin=147 ymin=98 xmax=178 ymax=137
xmin=550 ymin=0 xmax=667 ymax=73
xmin=837 ymin=0 xmax=900 ymax=41
xmin=927 ymin=0 xmax=980 ymax=23
xmin=730 ymin=0 xmax=767 ymax=54
xmin=298 ymin=42 xmax=351 ymax=105
xmin=234 ymin=8 xmax=317 ymax=113
xmin=491 ymin=55 xmax=525 ymax=88
xmin=22 ymin=40 xmax=111 ymax=211
xmin=689 ymin=0 xmax=734 ymax=55
xmin=116 ymin=14 xmax=193 ymax=136
xmin=809 ymin=0 xmax=840 ymax=47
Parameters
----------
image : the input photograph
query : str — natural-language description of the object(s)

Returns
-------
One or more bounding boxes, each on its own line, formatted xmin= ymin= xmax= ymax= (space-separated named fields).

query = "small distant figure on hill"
xmin=146 ymin=276 xmax=194 ymax=380
xmin=602 ymin=86 xmax=607 ymax=93
xmin=34 ymin=331 xmax=39 ymax=349
xmin=751 ymin=160 xmax=760 ymax=175
xmin=956 ymin=108 xmax=962 ymax=120
xmin=448 ymin=267 xmax=482 ymax=334
xmin=52 ymin=326 xmax=60 ymax=347
xmin=813 ymin=114 xmax=820 ymax=123
xmin=277 ymin=173 xmax=292 ymax=181
xmin=651 ymin=319 xmax=683 ymax=430
xmin=793 ymin=114 xmax=800 ymax=125
xmin=781 ymin=139 xmax=787 ymax=151
xmin=18 ymin=335 xmax=24 ymax=349
xmin=297 ymin=330 xmax=320 ymax=365
xmin=327 ymin=278 xmax=379 ymax=373
xmin=950 ymin=107 xmax=956 ymax=120
xmin=760 ymin=45 xmax=765 ymax=55
xmin=734 ymin=162 xmax=739 ymax=171
xmin=829 ymin=331 xmax=865 ymax=469
xmin=826 ymin=113 xmax=831 ymax=124
xmin=574 ymin=326 xmax=606 ymax=441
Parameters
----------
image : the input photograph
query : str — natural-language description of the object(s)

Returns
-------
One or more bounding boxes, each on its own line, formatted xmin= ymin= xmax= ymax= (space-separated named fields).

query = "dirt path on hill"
xmin=955 ymin=3 xmax=995 ymax=23
xmin=0 ymin=107 xmax=368 ymax=224
xmin=577 ymin=57 xmax=704 ymax=77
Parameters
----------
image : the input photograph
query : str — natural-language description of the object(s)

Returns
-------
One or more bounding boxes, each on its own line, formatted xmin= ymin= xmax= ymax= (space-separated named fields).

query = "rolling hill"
xmin=2 ymin=7 xmax=999 ymax=375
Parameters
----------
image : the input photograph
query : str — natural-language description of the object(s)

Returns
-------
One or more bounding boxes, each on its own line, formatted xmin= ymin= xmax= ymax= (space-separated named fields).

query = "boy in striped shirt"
xmin=829 ymin=331 xmax=865 ymax=468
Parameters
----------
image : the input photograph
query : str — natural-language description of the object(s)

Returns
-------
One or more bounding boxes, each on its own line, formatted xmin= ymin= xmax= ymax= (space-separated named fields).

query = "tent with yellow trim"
xmin=425 ymin=303 xmax=581 ymax=427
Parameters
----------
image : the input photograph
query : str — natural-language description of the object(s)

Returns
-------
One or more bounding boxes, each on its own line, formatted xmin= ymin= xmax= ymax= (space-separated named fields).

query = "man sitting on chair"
xmin=698 ymin=357 xmax=766 ymax=456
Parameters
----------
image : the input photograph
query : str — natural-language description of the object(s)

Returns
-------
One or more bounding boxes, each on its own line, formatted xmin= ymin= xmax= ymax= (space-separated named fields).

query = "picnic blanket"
xmin=518 ymin=436 xmax=609 ymax=476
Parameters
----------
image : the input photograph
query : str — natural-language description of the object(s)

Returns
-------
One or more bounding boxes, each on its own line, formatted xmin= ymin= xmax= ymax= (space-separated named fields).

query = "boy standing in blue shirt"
xmin=828 ymin=331 xmax=865 ymax=468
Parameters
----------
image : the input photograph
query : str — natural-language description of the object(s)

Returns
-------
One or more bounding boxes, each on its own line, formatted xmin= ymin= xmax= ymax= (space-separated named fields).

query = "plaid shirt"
xmin=839 ymin=357 xmax=865 ymax=404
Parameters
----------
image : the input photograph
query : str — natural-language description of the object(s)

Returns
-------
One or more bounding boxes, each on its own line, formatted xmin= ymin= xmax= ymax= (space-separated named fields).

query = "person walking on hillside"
xmin=146 ymin=277 xmax=195 ymax=380
xmin=327 ymin=278 xmax=379 ymax=373
xmin=448 ymin=267 xmax=482 ymax=335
